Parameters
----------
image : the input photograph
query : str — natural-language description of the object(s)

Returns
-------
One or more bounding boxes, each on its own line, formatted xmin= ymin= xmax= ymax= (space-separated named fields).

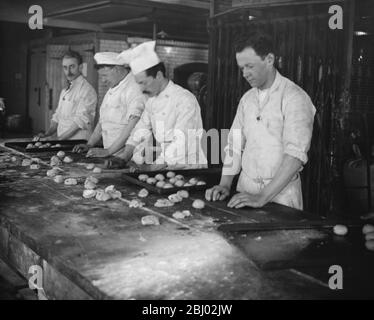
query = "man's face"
xmin=98 ymin=66 xmax=117 ymax=87
xmin=134 ymin=71 xmax=160 ymax=97
xmin=62 ymin=57 xmax=81 ymax=82
xmin=236 ymin=47 xmax=273 ymax=89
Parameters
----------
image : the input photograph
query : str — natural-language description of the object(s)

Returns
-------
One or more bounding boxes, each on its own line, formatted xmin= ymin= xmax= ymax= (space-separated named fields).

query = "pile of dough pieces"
xmin=49 ymin=151 xmax=73 ymax=166
xmin=82 ymin=176 xmax=121 ymax=201
xmin=85 ymin=163 xmax=102 ymax=173
xmin=138 ymin=171 xmax=206 ymax=189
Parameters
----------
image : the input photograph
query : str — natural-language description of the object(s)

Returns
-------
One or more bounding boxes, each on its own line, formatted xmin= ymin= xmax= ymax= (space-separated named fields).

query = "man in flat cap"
xmin=118 ymin=41 xmax=207 ymax=169
xmin=34 ymin=50 xmax=97 ymax=141
xmin=74 ymin=50 xmax=145 ymax=158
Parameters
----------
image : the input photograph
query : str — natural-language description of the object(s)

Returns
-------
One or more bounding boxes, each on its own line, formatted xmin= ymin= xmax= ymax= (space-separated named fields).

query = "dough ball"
xmin=166 ymin=171 xmax=176 ymax=178
xmin=154 ymin=199 xmax=174 ymax=207
xmin=26 ymin=144 xmax=34 ymax=149
xmin=192 ymin=199 xmax=205 ymax=209
xmin=156 ymin=181 xmax=166 ymax=188
xmin=172 ymin=210 xmax=191 ymax=219
xmin=84 ymin=180 xmax=97 ymax=190
xmin=168 ymin=178 xmax=177 ymax=184
xmin=182 ymin=210 xmax=191 ymax=217
xmin=196 ymin=181 xmax=206 ymax=186
xmin=138 ymin=188 xmax=149 ymax=198
xmin=163 ymin=183 xmax=173 ymax=189
xmin=109 ymin=190 xmax=122 ymax=199
xmin=54 ymin=175 xmax=64 ymax=183
xmin=57 ymin=151 xmax=65 ymax=158
xmin=86 ymin=163 xmax=95 ymax=170
xmin=50 ymin=156 xmax=62 ymax=166
xmin=138 ymin=174 xmax=149 ymax=182
xmin=168 ymin=193 xmax=183 ymax=203
xmin=34 ymin=142 xmax=42 ymax=147
xmin=104 ymin=185 xmax=116 ymax=193
xmin=174 ymin=180 xmax=185 ymax=187
xmin=44 ymin=143 xmax=51 ymax=148
xmin=83 ymin=189 xmax=97 ymax=199
xmin=175 ymin=175 xmax=184 ymax=180
xmin=188 ymin=178 xmax=199 ymax=185
xmin=146 ymin=177 xmax=157 ymax=185
xmin=172 ymin=211 xmax=185 ymax=219
xmin=30 ymin=164 xmax=40 ymax=170
xmin=11 ymin=156 xmax=17 ymax=162
xmin=363 ymin=224 xmax=374 ymax=234
xmin=365 ymin=240 xmax=374 ymax=251
xmin=93 ymin=167 xmax=102 ymax=173
xmin=85 ymin=176 xmax=99 ymax=184
xmin=184 ymin=182 xmax=193 ymax=187
xmin=177 ymin=190 xmax=189 ymax=198
xmin=64 ymin=178 xmax=77 ymax=186
xmin=129 ymin=199 xmax=145 ymax=208
xmin=95 ymin=189 xmax=111 ymax=201
xmin=333 ymin=224 xmax=348 ymax=236
xmin=155 ymin=174 xmax=165 ymax=181
xmin=46 ymin=169 xmax=59 ymax=177
xmin=63 ymin=156 xmax=73 ymax=163
xmin=141 ymin=215 xmax=160 ymax=226
xmin=55 ymin=144 xmax=61 ymax=147
xmin=31 ymin=158 xmax=41 ymax=163
xmin=21 ymin=159 xmax=32 ymax=167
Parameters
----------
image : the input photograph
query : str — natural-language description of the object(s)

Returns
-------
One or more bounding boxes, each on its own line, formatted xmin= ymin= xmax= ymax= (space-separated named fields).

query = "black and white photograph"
xmin=0 ymin=0 xmax=373 ymax=304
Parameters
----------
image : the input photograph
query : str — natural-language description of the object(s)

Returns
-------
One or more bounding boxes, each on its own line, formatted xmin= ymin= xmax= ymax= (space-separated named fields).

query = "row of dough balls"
xmin=26 ymin=142 xmax=61 ymax=149
xmin=138 ymin=172 xmax=206 ymax=188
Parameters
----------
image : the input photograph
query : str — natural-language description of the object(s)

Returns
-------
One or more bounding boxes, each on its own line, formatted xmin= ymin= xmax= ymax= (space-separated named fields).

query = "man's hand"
xmin=32 ymin=132 xmax=45 ymax=142
xmin=86 ymin=148 xmax=110 ymax=158
xmin=363 ymin=224 xmax=374 ymax=251
xmin=227 ymin=192 xmax=266 ymax=209
xmin=73 ymin=144 xmax=90 ymax=154
xmin=205 ymin=185 xmax=230 ymax=202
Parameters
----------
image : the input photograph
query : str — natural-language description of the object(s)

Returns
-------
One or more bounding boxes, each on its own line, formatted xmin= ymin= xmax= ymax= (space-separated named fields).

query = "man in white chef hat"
xmin=117 ymin=41 xmax=207 ymax=169
xmin=73 ymin=50 xmax=146 ymax=158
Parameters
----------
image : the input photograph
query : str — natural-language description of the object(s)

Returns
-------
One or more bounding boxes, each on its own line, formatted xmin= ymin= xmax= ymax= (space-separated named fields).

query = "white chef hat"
xmin=117 ymin=48 xmax=134 ymax=65
xmin=129 ymin=41 xmax=161 ymax=75
xmin=94 ymin=52 xmax=126 ymax=66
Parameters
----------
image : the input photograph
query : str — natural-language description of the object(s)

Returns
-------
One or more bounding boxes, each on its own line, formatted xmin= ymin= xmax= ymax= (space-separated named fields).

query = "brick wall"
xmin=96 ymin=37 xmax=208 ymax=106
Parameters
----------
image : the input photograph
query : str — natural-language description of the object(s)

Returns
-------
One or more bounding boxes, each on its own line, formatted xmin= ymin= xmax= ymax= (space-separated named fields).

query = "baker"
xmin=73 ymin=50 xmax=145 ymax=158
xmin=34 ymin=50 xmax=97 ymax=141
xmin=206 ymin=32 xmax=316 ymax=210
xmin=117 ymin=41 xmax=207 ymax=169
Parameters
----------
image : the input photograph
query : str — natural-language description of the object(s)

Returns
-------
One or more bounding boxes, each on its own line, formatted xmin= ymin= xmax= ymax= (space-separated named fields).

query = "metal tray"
xmin=4 ymin=139 xmax=87 ymax=153
xmin=122 ymin=168 xmax=222 ymax=194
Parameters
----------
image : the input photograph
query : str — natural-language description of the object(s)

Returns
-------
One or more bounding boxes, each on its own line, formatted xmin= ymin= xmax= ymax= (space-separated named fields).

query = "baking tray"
xmin=122 ymin=168 xmax=222 ymax=194
xmin=4 ymin=139 xmax=87 ymax=153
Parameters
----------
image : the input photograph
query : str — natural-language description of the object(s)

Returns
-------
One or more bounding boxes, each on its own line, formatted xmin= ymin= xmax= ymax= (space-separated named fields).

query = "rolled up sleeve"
xmin=222 ymin=99 xmax=246 ymax=176
xmin=72 ymin=87 xmax=97 ymax=130
xmin=282 ymin=90 xmax=316 ymax=164
xmin=126 ymin=106 xmax=152 ymax=146
xmin=124 ymin=86 xmax=146 ymax=123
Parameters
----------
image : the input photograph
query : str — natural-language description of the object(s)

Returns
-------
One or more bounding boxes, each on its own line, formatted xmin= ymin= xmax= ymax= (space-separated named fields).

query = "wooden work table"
xmin=0 ymin=139 xmax=372 ymax=300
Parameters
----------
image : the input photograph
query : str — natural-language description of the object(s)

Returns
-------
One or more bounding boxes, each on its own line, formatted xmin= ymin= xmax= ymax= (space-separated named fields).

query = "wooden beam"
xmin=100 ymin=16 xmax=150 ymax=28
xmin=43 ymin=18 xmax=103 ymax=32
xmin=45 ymin=1 xmax=112 ymax=18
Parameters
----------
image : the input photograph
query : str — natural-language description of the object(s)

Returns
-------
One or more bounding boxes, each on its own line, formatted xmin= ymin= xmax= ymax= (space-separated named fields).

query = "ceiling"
xmin=0 ymin=0 xmax=231 ymax=42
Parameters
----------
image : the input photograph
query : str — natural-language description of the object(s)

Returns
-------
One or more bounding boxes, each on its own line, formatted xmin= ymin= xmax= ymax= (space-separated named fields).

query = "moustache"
xmin=143 ymin=91 xmax=150 ymax=95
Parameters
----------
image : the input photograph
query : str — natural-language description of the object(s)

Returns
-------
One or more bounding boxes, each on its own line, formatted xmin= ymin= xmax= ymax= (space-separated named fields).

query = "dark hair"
xmin=145 ymin=62 xmax=166 ymax=78
xmin=62 ymin=50 xmax=83 ymax=65
xmin=234 ymin=32 xmax=275 ymax=59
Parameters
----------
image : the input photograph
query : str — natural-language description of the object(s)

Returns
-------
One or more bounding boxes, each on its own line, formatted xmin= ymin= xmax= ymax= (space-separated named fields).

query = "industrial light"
xmin=354 ymin=31 xmax=369 ymax=36
xmin=248 ymin=15 xmax=256 ymax=20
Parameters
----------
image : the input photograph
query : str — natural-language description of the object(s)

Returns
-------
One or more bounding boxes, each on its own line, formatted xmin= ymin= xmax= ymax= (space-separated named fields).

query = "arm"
xmin=58 ymin=123 xmax=80 ymax=140
xmin=107 ymin=115 xmax=140 ymax=156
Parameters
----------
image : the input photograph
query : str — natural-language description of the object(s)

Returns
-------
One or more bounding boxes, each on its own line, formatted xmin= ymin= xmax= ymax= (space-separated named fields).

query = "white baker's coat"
xmin=126 ymin=81 xmax=207 ymax=168
xmin=52 ymin=75 xmax=97 ymax=140
xmin=99 ymin=72 xmax=145 ymax=153
xmin=222 ymin=71 xmax=316 ymax=210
